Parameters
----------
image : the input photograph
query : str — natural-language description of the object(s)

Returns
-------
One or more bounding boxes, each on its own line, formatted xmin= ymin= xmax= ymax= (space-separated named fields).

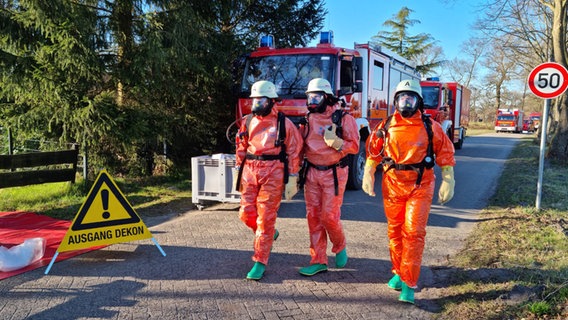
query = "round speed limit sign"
xmin=527 ymin=62 xmax=568 ymax=98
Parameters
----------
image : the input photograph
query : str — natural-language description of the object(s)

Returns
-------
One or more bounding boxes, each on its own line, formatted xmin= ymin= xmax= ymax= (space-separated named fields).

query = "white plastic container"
xmin=191 ymin=154 xmax=241 ymax=209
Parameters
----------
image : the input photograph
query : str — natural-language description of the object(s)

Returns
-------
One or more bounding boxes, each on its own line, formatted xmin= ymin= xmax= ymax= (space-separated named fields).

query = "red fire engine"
xmin=419 ymin=78 xmax=471 ymax=149
xmin=495 ymin=108 xmax=524 ymax=133
xmin=234 ymin=31 xmax=421 ymax=189
xmin=529 ymin=112 xmax=542 ymax=130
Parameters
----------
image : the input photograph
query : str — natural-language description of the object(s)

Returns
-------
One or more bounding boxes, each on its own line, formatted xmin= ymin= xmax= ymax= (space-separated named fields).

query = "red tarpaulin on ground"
xmin=0 ymin=211 xmax=104 ymax=280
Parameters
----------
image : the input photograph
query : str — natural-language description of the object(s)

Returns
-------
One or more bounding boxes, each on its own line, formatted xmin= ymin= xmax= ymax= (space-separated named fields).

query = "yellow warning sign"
xmin=57 ymin=169 xmax=153 ymax=252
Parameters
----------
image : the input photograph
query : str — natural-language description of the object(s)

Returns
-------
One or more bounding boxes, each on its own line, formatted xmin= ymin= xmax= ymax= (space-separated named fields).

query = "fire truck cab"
xmin=529 ymin=112 xmax=542 ymax=130
xmin=495 ymin=108 xmax=524 ymax=133
xmin=420 ymin=78 xmax=471 ymax=149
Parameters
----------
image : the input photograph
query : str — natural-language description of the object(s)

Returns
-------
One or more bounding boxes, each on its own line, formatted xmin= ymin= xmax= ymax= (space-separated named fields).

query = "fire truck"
xmin=419 ymin=78 xmax=471 ymax=149
xmin=529 ymin=112 xmax=542 ymax=130
xmin=234 ymin=31 xmax=421 ymax=190
xmin=495 ymin=108 xmax=524 ymax=133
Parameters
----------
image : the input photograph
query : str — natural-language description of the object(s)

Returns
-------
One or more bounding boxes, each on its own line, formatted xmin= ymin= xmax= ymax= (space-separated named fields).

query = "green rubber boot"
xmin=387 ymin=274 xmax=402 ymax=291
xmin=246 ymin=262 xmax=266 ymax=280
xmin=335 ymin=248 xmax=348 ymax=268
xmin=399 ymin=282 xmax=415 ymax=304
xmin=298 ymin=264 xmax=327 ymax=276
xmin=270 ymin=229 xmax=280 ymax=253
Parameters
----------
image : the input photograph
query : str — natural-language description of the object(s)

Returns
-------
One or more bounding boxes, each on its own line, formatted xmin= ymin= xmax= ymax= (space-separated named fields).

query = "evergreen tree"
xmin=0 ymin=0 xmax=325 ymax=177
xmin=0 ymin=0 xmax=103 ymax=144
xmin=372 ymin=6 xmax=443 ymax=75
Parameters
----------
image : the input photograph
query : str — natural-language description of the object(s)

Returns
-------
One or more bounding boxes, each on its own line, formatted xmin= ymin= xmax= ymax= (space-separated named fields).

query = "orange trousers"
xmin=304 ymin=165 xmax=348 ymax=265
xmin=239 ymin=160 xmax=283 ymax=265
xmin=382 ymin=174 xmax=435 ymax=288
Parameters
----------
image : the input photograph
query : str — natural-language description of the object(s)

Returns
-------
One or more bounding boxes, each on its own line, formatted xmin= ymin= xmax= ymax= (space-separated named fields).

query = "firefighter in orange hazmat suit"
xmin=235 ymin=80 xmax=303 ymax=280
xmin=362 ymin=79 xmax=456 ymax=304
xmin=298 ymin=78 xmax=360 ymax=276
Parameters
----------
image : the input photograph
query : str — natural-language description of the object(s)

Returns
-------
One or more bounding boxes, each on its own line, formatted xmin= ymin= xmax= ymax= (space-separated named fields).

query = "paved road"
xmin=0 ymin=133 xmax=523 ymax=319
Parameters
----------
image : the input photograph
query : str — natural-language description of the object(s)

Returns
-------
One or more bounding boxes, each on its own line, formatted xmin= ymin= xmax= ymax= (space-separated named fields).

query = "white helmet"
xmin=394 ymin=79 xmax=422 ymax=98
xmin=306 ymin=78 xmax=333 ymax=94
xmin=394 ymin=79 xmax=423 ymax=118
xmin=250 ymin=80 xmax=278 ymax=98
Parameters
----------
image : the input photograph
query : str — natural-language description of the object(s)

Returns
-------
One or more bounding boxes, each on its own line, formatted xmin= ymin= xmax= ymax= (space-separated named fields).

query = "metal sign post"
xmin=535 ymin=99 xmax=550 ymax=210
xmin=527 ymin=62 xmax=568 ymax=210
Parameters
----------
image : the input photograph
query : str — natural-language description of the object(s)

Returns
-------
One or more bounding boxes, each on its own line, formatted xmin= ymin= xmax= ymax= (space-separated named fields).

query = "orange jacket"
xmin=366 ymin=111 xmax=455 ymax=184
xmin=236 ymin=108 xmax=303 ymax=175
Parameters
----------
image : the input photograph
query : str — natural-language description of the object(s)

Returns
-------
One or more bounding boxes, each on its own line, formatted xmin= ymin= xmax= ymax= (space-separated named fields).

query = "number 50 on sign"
xmin=528 ymin=62 xmax=568 ymax=99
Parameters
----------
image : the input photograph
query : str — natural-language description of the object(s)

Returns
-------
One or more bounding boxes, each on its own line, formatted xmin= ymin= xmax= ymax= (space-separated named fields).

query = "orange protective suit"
xmin=366 ymin=111 xmax=455 ymax=287
xmin=302 ymin=106 xmax=360 ymax=265
xmin=235 ymin=108 xmax=303 ymax=265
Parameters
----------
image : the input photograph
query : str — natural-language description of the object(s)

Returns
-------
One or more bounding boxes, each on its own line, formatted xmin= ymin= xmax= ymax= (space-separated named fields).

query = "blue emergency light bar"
xmin=320 ymin=31 xmax=334 ymax=44
xmin=259 ymin=35 xmax=274 ymax=48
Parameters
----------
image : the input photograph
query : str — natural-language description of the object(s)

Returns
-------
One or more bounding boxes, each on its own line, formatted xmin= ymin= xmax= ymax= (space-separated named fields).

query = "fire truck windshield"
xmin=498 ymin=115 xmax=515 ymax=121
xmin=421 ymin=86 xmax=439 ymax=110
xmin=241 ymin=54 xmax=336 ymax=98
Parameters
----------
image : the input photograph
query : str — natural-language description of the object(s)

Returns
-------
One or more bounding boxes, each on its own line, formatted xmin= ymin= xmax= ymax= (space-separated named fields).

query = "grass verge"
xmin=436 ymin=136 xmax=568 ymax=319
xmin=467 ymin=121 xmax=495 ymax=136
xmin=0 ymin=174 xmax=193 ymax=221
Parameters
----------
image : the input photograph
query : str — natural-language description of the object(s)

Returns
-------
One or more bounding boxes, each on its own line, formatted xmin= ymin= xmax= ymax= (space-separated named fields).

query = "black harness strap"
xmin=235 ymin=114 xmax=254 ymax=191
xmin=245 ymin=154 xmax=281 ymax=161
xmin=304 ymin=157 xmax=349 ymax=196
xmin=235 ymin=161 xmax=245 ymax=191
xmin=331 ymin=109 xmax=346 ymax=138
xmin=276 ymin=111 xmax=289 ymax=184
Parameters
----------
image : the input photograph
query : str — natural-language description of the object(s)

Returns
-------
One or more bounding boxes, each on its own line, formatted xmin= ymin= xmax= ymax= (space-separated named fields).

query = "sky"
xmin=311 ymin=0 xmax=487 ymax=60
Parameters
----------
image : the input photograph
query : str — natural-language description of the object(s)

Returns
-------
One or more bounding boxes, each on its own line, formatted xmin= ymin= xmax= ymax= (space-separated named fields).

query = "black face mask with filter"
xmin=307 ymin=94 xmax=339 ymax=113
xmin=307 ymin=100 xmax=327 ymax=113
xmin=395 ymin=93 xmax=420 ymax=118
xmin=252 ymin=98 xmax=274 ymax=117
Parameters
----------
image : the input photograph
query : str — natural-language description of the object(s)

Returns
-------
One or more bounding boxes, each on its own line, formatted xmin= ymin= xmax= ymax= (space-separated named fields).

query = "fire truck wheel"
xmin=454 ymin=130 xmax=464 ymax=150
xmin=454 ymin=138 xmax=463 ymax=150
xmin=346 ymin=143 xmax=365 ymax=190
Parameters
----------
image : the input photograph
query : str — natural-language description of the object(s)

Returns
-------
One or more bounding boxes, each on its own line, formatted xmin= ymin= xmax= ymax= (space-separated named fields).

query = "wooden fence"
xmin=0 ymin=144 xmax=79 ymax=189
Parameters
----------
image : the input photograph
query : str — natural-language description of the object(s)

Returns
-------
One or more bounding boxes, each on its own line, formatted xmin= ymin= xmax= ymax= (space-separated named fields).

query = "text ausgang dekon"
xmin=67 ymin=226 xmax=145 ymax=244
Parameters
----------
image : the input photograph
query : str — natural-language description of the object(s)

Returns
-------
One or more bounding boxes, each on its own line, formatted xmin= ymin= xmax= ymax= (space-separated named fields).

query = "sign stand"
xmin=44 ymin=238 xmax=166 ymax=275
xmin=44 ymin=252 xmax=59 ymax=274
xmin=45 ymin=169 xmax=166 ymax=275
xmin=152 ymin=238 xmax=166 ymax=256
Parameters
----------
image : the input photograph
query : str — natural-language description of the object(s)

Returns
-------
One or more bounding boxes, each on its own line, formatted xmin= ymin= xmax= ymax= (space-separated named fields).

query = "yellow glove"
xmin=323 ymin=124 xmax=344 ymax=151
xmin=284 ymin=175 xmax=299 ymax=200
xmin=438 ymin=166 xmax=455 ymax=205
xmin=362 ymin=159 xmax=378 ymax=197
xmin=233 ymin=167 xmax=240 ymax=191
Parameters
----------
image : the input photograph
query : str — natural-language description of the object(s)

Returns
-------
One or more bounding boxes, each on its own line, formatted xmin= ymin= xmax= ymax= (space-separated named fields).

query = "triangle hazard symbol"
xmin=47 ymin=170 xmax=165 ymax=271
xmin=71 ymin=170 xmax=140 ymax=231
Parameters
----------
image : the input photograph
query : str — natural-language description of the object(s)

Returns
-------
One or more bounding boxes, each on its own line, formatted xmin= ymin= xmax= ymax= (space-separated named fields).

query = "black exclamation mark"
xmin=101 ymin=189 xmax=110 ymax=219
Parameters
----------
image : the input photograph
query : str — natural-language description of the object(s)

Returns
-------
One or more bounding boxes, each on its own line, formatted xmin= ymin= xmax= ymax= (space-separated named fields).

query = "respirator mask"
xmin=251 ymin=97 xmax=274 ymax=117
xmin=395 ymin=92 xmax=420 ymax=118
xmin=306 ymin=92 xmax=328 ymax=113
